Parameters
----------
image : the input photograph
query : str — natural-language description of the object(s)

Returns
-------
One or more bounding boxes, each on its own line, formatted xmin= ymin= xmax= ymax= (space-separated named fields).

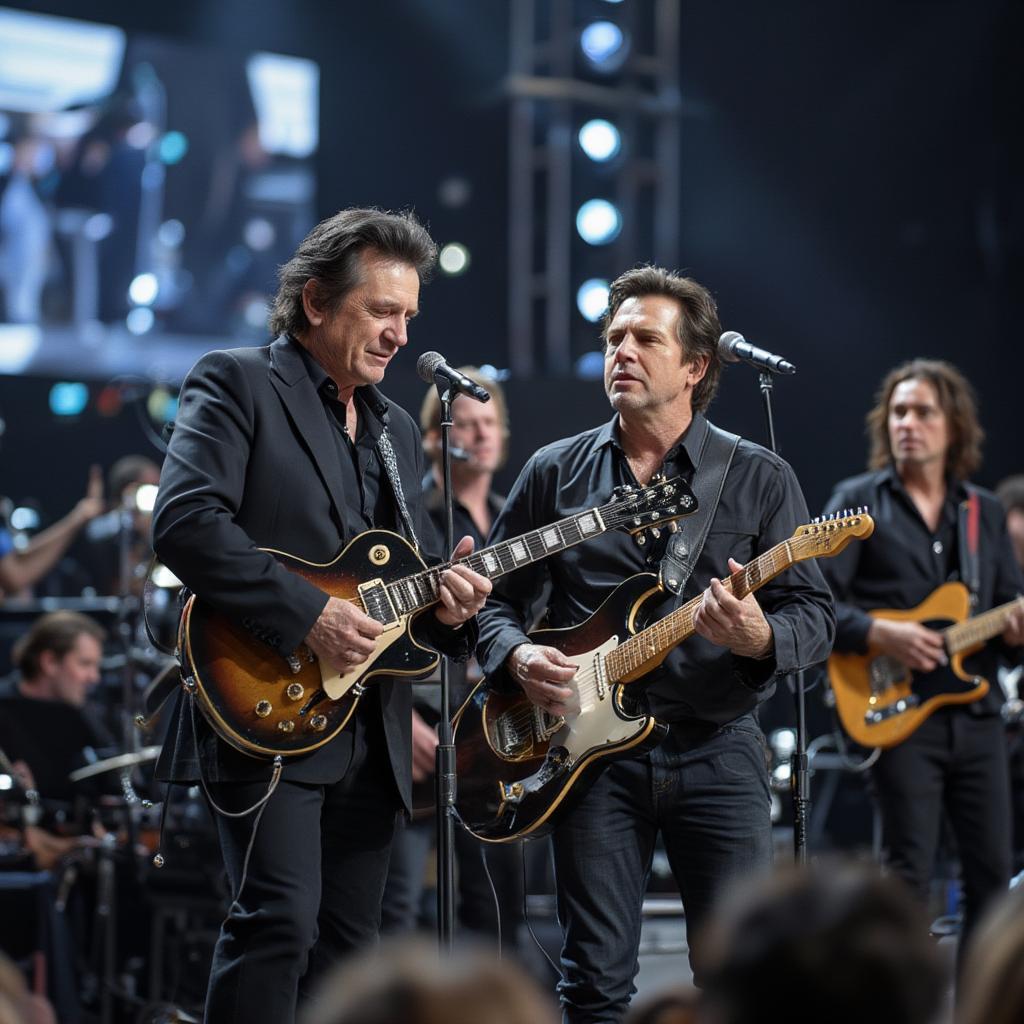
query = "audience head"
xmin=956 ymin=883 xmax=1024 ymax=1024
xmin=301 ymin=938 xmax=557 ymax=1024
xmin=698 ymin=860 xmax=946 ymax=1024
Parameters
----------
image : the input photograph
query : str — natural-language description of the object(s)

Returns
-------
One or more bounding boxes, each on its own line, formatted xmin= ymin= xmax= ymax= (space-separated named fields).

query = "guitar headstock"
xmin=601 ymin=476 xmax=698 ymax=535
xmin=792 ymin=508 xmax=875 ymax=559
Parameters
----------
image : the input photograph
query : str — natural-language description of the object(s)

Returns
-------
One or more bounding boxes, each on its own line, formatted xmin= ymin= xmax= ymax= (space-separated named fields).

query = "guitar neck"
xmin=385 ymin=507 xmax=609 ymax=615
xmin=945 ymin=596 xmax=1024 ymax=655
xmin=606 ymin=536 xmax=806 ymax=682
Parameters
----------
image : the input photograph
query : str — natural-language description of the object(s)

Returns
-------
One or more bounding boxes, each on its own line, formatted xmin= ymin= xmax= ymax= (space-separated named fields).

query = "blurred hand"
xmin=868 ymin=618 xmax=947 ymax=672
xmin=73 ymin=464 xmax=105 ymax=524
xmin=411 ymin=710 xmax=438 ymax=782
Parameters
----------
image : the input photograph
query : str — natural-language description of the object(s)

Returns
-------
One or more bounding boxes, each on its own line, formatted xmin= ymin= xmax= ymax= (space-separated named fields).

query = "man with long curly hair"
xmin=820 ymin=359 xmax=1024 ymax=959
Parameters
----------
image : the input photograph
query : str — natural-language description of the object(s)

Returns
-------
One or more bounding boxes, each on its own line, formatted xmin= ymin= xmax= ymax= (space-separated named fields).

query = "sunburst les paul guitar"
xmin=179 ymin=478 xmax=695 ymax=758
xmin=453 ymin=511 xmax=874 ymax=842
xmin=828 ymin=582 xmax=1024 ymax=748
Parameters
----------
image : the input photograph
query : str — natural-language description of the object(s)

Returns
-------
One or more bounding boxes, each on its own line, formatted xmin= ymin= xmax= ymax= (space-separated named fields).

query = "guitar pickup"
xmin=864 ymin=694 xmax=921 ymax=724
xmin=357 ymin=578 xmax=399 ymax=625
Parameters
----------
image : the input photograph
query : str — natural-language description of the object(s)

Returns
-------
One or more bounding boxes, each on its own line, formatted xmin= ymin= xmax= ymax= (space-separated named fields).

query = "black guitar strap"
xmin=658 ymin=422 xmax=740 ymax=596
xmin=958 ymin=486 xmax=981 ymax=608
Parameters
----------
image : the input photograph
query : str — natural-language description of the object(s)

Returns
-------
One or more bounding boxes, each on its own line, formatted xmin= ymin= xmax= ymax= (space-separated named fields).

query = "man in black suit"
xmin=152 ymin=208 xmax=491 ymax=1024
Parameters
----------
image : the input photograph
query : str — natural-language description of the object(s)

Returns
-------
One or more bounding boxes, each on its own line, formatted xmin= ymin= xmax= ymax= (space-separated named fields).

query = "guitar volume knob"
xmin=254 ymin=700 xmax=272 ymax=718
xmin=309 ymin=714 xmax=328 ymax=732
xmin=277 ymin=720 xmax=295 ymax=733
xmin=286 ymin=683 xmax=304 ymax=701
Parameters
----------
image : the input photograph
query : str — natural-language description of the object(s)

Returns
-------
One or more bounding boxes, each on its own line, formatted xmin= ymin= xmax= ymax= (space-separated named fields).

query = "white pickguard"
xmin=548 ymin=635 xmax=647 ymax=768
xmin=319 ymin=616 xmax=410 ymax=699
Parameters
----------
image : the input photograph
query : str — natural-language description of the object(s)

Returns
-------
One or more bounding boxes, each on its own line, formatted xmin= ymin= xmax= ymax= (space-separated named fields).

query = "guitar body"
xmin=454 ymin=574 xmax=668 ymax=842
xmin=181 ymin=530 xmax=438 ymax=758
xmin=828 ymin=581 xmax=989 ymax=748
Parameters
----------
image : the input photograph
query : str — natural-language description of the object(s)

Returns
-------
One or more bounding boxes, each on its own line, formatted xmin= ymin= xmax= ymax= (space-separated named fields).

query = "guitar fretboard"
xmin=945 ymin=596 xmax=1024 ymax=654
xmin=373 ymin=479 xmax=688 ymax=620
xmin=384 ymin=509 xmax=605 ymax=616
xmin=606 ymin=538 xmax=802 ymax=681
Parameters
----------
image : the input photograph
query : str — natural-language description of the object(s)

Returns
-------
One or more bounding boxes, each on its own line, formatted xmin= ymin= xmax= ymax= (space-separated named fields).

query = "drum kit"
xmin=0 ymin=533 xmax=222 ymax=1022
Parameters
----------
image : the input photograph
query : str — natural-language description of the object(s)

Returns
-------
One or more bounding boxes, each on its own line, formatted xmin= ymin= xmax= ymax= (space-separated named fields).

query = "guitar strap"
xmin=376 ymin=427 xmax=421 ymax=551
xmin=658 ymin=422 xmax=740 ymax=597
xmin=958 ymin=486 xmax=981 ymax=608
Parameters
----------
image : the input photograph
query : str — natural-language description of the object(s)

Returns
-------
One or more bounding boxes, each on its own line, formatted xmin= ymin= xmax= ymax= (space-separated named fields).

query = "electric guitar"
xmin=828 ymin=582 xmax=1024 ymax=748
xmin=453 ymin=510 xmax=874 ymax=842
xmin=179 ymin=477 xmax=695 ymax=758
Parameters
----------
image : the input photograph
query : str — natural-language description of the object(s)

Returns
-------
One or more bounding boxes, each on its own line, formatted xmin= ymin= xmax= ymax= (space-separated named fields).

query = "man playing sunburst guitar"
xmin=151 ymin=209 xmax=491 ymax=1024
xmin=821 ymin=359 xmax=1024 ymax=961
xmin=476 ymin=267 xmax=835 ymax=1021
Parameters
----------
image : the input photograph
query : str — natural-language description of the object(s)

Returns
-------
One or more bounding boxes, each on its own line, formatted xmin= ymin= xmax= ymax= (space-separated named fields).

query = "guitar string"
xmin=496 ymin=526 xmax=854 ymax=738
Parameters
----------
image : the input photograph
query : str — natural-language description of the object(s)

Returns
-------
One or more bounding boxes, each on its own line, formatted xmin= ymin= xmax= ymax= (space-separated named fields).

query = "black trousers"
xmin=202 ymin=711 xmax=401 ymax=1024
xmin=872 ymin=707 xmax=1011 ymax=953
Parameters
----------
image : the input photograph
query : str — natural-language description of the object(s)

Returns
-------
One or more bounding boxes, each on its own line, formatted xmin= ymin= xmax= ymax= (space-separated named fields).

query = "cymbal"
xmin=69 ymin=745 xmax=161 ymax=782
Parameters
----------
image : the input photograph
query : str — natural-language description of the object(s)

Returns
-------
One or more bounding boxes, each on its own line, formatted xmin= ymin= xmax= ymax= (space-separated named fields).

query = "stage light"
xmin=769 ymin=728 xmax=797 ymax=760
xmin=574 ymin=351 xmax=606 ymax=380
xmin=134 ymin=484 xmax=158 ymax=514
xmin=157 ymin=219 xmax=185 ymax=248
xmin=576 ymin=199 xmax=621 ymax=245
xmin=9 ymin=506 xmax=40 ymax=531
xmin=126 ymin=307 xmax=155 ymax=335
xmin=146 ymin=387 xmax=178 ymax=424
xmin=576 ymin=279 xmax=610 ymax=322
xmin=48 ymin=381 xmax=88 ymax=417
xmin=439 ymin=242 xmax=470 ymax=276
xmin=128 ymin=273 xmax=158 ymax=307
xmin=96 ymin=385 xmax=123 ymax=417
xmin=157 ymin=130 xmax=188 ymax=165
xmin=83 ymin=212 xmax=113 ymax=241
xmin=243 ymin=217 xmax=275 ymax=251
xmin=580 ymin=21 xmax=628 ymax=71
xmin=578 ymin=119 xmax=621 ymax=162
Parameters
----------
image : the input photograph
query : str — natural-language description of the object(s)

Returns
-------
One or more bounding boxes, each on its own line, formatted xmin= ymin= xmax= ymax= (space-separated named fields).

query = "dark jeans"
xmin=203 ymin=711 xmax=400 ymax=1024
xmin=872 ymin=707 xmax=1011 ymax=953
xmin=552 ymin=714 xmax=773 ymax=1024
xmin=381 ymin=812 xmax=525 ymax=944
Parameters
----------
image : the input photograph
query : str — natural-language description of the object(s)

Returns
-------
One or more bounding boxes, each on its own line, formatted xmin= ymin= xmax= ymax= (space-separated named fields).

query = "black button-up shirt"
xmin=821 ymin=466 xmax=1024 ymax=714
xmin=295 ymin=341 xmax=398 ymax=538
xmin=476 ymin=412 xmax=836 ymax=728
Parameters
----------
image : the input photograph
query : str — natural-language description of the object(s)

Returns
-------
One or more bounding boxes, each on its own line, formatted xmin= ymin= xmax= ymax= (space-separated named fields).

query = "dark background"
xmin=2 ymin=0 xmax=1021 ymax=521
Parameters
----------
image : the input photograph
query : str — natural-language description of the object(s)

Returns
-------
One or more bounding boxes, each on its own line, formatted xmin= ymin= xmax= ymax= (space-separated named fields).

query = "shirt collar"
xmin=881 ymin=462 xmax=968 ymax=505
xmin=600 ymin=410 xmax=708 ymax=474
xmin=289 ymin=335 xmax=390 ymax=429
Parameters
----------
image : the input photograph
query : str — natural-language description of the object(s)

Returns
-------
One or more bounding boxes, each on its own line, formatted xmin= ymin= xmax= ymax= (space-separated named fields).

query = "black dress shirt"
xmin=821 ymin=466 xmax=1024 ymax=715
xmin=476 ymin=412 xmax=836 ymax=728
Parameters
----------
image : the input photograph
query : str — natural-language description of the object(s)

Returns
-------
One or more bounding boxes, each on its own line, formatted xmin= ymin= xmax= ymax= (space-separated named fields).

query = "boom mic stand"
xmin=747 ymin=366 xmax=811 ymax=865
xmin=434 ymin=385 xmax=458 ymax=952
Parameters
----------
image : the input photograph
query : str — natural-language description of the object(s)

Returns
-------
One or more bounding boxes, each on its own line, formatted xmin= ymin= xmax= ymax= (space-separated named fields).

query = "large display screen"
xmin=0 ymin=7 xmax=319 ymax=380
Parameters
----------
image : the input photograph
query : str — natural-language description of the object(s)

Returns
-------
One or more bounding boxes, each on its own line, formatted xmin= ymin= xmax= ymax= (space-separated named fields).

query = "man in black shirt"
xmin=821 ymin=359 xmax=1024 ymax=955
xmin=0 ymin=611 xmax=113 ymax=858
xmin=477 ymin=267 xmax=835 ymax=1021
xmin=152 ymin=209 xmax=491 ymax=1024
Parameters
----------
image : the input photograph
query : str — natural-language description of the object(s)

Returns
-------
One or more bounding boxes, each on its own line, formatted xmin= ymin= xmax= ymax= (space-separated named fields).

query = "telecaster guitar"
xmin=453 ymin=511 xmax=874 ymax=842
xmin=180 ymin=477 xmax=695 ymax=758
xmin=828 ymin=582 xmax=1024 ymax=748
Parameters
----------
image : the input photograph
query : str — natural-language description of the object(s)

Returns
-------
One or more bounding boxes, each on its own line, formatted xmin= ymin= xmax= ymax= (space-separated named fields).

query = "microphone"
xmin=416 ymin=352 xmax=491 ymax=403
xmin=718 ymin=331 xmax=796 ymax=375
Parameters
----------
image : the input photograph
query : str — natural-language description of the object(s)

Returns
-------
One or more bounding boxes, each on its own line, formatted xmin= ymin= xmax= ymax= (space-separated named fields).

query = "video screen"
xmin=0 ymin=7 xmax=319 ymax=380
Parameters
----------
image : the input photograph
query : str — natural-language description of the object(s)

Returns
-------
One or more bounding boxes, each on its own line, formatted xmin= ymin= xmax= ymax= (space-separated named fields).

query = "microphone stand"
xmin=434 ymin=385 xmax=458 ymax=952
xmin=752 ymin=369 xmax=810 ymax=865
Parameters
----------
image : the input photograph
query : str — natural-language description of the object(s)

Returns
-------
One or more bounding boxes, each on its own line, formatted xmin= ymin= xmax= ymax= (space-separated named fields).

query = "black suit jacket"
xmin=152 ymin=336 xmax=473 ymax=804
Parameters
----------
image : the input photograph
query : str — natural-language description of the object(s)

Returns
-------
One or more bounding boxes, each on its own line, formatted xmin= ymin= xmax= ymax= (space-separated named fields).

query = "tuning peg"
xmin=635 ymin=533 xmax=647 ymax=547
xmin=650 ymin=527 xmax=661 ymax=539
xmin=811 ymin=516 xmax=820 ymax=525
